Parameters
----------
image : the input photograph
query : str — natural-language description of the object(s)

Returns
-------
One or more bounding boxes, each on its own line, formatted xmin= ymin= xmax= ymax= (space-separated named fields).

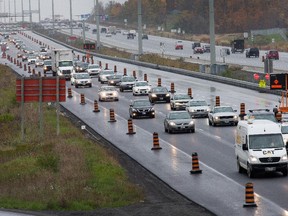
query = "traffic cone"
xmin=243 ymin=182 xmax=257 ymax=207
xmin=190 ymin=152 xmax=202 ymax=174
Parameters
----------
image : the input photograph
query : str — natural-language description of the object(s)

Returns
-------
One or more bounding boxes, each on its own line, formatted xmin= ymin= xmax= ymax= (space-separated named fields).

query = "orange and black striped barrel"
xmin=32 ymin=68 xmax=35 ymax=76
xmin=24 ymin=64 xmax=27 ymax=71
xmin=108 ymin=108 xmax=117 ymax=122
xmin=239 ymin=103 xmax=246 ymax=119
xmin=16 ymin=59 xmax=19 ymax=66
xmin=126 ymin=119 xmax=136 ymax=135
xmin=157 ymin=78 xmax=161 ymax=87
xmin=215 ymin=96 xmax=220 ymax=107
xmin=144 ymin=73 xmax=147 ymax=81
xmin=91 ymin=58 xmax=94 ymax=64
xmin=105 ymin=63 xmax=108 ymax=70
xmin=19 ymin=62 xmax=22 ymax=68
xmin=151 ymin=132 xmax=162 ymax=150
xmin=190 ymin=152 xmax=202 ymax=174
xmin=80 ymin=93 xmax=86 ymax=105
xmin=243 ymin=182 xmax=257 ymax=207
xmin=114 ymin=65 xmax=117 ymax=73
xmin=93 ymin=100 xmax=100 ymax=112
xmin=123 ymin=68 xmax=127 ymax=76
xmin=77 ymin=55 xmax=80 ymax=60
xmin=133 ymin=70 xmax=136 ymax=78
xmin=276 ymin=112 xmax=282 ymax=122
xmin=99 ymin=61 xmax=102 ymax=67
xmin=188 ymin=88 xmax=192 ymax=98
xmin=170 ymin=82 xmax=175 ymax=93
xmin=28 ymin=66 xmax=31 ymax=73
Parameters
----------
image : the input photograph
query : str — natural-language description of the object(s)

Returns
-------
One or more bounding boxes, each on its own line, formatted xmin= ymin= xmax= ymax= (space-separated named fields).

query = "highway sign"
xmin=270 ymin=73 xmax=286 ymax=90
xmin=83 ymin=43 xmax=96 ymax=50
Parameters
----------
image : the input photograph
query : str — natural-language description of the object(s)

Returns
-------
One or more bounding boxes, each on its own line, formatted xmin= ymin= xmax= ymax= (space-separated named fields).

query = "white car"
xmin=186 ymin=99 xmax=210 ymax=117
xmin=98 ymin=86 xmax=119 ymax=102
xmin=132 ymin=81 xmax=151 ymax=96
xmin=98 ymin=69 xmax=114 ymax=83
xmin=35 ymin=58 xmax=44 ymax=67
xmin=71 ymin=72 xmax=92 ymax=88
xmin=106 ymin=33 xmax=112 ymax=37
xmin=208 ymin=106 xmax=238 ymax=126
xmin=87 ymin=64 xmax=102 ymax=77
xmin=27 ymin=54 xmax=37 ymax=65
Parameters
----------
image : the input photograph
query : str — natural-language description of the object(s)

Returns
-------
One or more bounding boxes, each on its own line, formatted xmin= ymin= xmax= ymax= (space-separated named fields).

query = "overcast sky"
xmin=1 ymin=0 xmax=127 ymax=22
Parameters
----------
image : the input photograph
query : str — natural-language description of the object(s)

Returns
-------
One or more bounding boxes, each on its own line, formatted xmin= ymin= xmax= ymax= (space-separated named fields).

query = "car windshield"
xmin=79 ymin=63 xmax=88 ymax=68
xmin=107 ymin=75 xmax=122 ymax=80
xmin=135 ymin=82 xmax=148 ymax=87
xmin=250 ymin=113 xmax=277 ymax=122
xmin=28 ymin=55 xmax=36 ymax=58
xmin=152 ymin=87 xmax=167 ymax=93
xmin=88 ymin=65 xmax=100 ymax=69
xmin=44 ymin=61 xmax=51 ymax=65
xmin=214 ymin=107 xmax=233 ymax=113
xmin=173 ymin=94 xmax=190 ymax=100
xmin=281 ymin=125 xmax=288 ymax=134
xmin=101 ymin=86 xmax=115 ymax=91
xmin=188 ymin=100 xmax=207 ymax=107
xmin=76 ymin=74 xmax=90 ymax=79
xmin=101 ymin=70 xmax=114 ymax=75
xmin=169 ymin=112 xmax=191 ymax=120
xmin=122 ymin=77 xmax=135 ymax=82
xmin=249 ymin=134 xmax=285 ymax=149
xmin=133 ymin=100 xmax=151 ymax=107
xmin=59 ymin=61 xmax=73 ymax=67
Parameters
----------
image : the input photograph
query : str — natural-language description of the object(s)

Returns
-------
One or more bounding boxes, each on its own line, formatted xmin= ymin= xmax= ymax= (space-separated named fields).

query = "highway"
xmin=3 ymin=30 xmax=288 ymax=215
xmin=57 ymin=23 xmax=288 ymax=72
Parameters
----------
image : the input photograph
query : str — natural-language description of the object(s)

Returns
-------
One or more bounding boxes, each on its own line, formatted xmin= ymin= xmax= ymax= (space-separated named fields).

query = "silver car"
xmin=98 ymin=86 xmax=119 ymax=102
xmin=208 ymin=106 xmax=238 ymax=126
xmin=87 ymin=64 xmax=102 ymax=77
xmin=170 ymin=93 xmax=191 ymax=110
xmin=164 ymin=111 xmax=195 ymax=133
xmin=186 ymin=99 xmax=210 ymax=117
xmin=98 ymin=69 xmax=114 ymax=83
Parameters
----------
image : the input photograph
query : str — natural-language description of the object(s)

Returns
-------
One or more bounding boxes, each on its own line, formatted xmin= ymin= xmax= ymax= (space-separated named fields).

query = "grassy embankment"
xmin=0 ymin=66 xmax=143 ymax=211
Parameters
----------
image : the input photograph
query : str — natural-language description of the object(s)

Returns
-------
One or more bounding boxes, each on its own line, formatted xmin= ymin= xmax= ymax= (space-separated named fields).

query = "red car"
xmin=266 ymin=50 xmax=279 ymax=60
xmin=175 ymin=41 xmax=183 ymax=50
xmin=193 ymin=47 xmax=204 ymax=54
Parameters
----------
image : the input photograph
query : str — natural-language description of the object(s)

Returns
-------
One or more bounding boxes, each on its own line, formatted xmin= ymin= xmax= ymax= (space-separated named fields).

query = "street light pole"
xmin=137 ymin=0 xmax=143 ymax=56
xmin=209 ymin=0 xmax=216 ymax=74
xmin=21 ymin=0 xmax=23 ymax=22
xmin=13 ymin=0 xmax=15 ymax=22
xmin=38 ymin=0 xmax=40 ymax=22
xmin=52 ymin=0 xmax=55 ymax=32
xmin=69 ymin=0 xmax=73 ymax=35
xmin=96 ymin=0 xmax=100 ymax=50
xmin=29 ymin=0 xmax=32 ymax=28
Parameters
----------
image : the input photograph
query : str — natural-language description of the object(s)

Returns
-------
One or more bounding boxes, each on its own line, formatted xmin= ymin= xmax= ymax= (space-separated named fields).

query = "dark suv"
xmin=245 ymin=48 xmax=259 ymax=58
xmin=129 ymin=99 xmax=155 ymax=119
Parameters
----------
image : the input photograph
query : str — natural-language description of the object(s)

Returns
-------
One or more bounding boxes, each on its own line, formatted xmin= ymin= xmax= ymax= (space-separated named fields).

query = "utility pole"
xmin=69 ymin=0 xmax=73 ymax=35
xmin=21 ymin=0 xmax=23 ymax=22
xmin=137 ymin=0 xmax=143 ymax=56
xmin=13 ymin=0 xmax=15 ymax=22
xmin=52 ymin=0 xmax=55 ymax=32
xmin=96 ymin=0 xmax=100 ymax=50
xmin=209 ymin=0 xmax=216 ymax=74
xmin=38 ymin=0 xmax=40 ymax=22
xmin=29 ymin=0 xmax=32 ymax=29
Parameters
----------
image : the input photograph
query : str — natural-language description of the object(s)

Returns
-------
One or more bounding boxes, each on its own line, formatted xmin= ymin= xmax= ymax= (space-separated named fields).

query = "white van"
xmin=235 ymin=119 xmax=288 ymax=178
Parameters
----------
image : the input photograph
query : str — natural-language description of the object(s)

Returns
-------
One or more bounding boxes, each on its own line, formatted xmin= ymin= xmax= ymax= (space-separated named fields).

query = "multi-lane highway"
xmin=3 ymin=30 xmax=288 ymax=215
xmin=58 ymin=23 xmax=288 ymax=72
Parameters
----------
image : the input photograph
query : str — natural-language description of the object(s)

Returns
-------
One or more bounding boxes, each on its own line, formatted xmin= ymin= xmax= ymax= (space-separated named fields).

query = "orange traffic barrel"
xmin=243 ymin=182 xmax=257 ymax=207
xmin=215 ymin=96 xmax=220 ymax=106
xmin=123 ymin=68 xmax=127 ymax=76
xmin=77 ymin=55 xmax=80 ymax=60
xmin=170 ymin=82 xmax=175 ymax=93
xmin=93 ymin=100 xmax=100 ymax=112
xmin=99 ymin=61 xmax=102 ymax=67
xmin=188 ymin=88 xmax=192 ymax=98
xmin=157 ymin=78 xmax=161 ymax=87
xmin=10 ymin=56 xmax=13 ymax=63
xmin=126 ymin=119 xmax=136 ymax=135
xmin=91 ymin=57 xmax=94 ymax=64
xmin=144 ymin=73 xmax=147 ymax=82
xmin=80 ymin=93 xmax=86 ymax=105
xmin=151 ymin=132 xmax=162 ymax=150
xmin=32 ymin=68 xmax=35 ymax=76
xmin=82 ymin=56 xmax=85 ymax=62
xmin=108 ymin=108 xmax=117 ymax=122
xmin=190 ymin=152 xmax=202 ymax=174
xmin=239 ymin=103 xmax=246 ymax=120
xmin=86 ymin=56 xmax=90 ymax=64
xmin=262 ymin=56 xmax=265 ymax=62
xmin=23 ymin=64 xmax=27 ymax=71
xmin=19 ymin=62 xmax=22 ymax=68
xmin=133 ymin=70 xmax=136 ymax=78
xmin=28 ymin=66 xmax=31 ymax=73
xmin=276 ymin=112 xmax=282 ymax=122
xmin=67 ymin=88 xmax=73 ymax=98
xmin=114 ymin=65 xmax=117 ymax=73
xmin=105 ymin=63 xmax=108 ymax=70
xmin=16 ymin=59 xmax=19 ymax=66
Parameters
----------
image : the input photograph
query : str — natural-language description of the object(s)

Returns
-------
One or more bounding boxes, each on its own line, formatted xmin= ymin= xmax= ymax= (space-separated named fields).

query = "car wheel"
xmin=164 ymin=127 xmax=168 ymax=133
xmin=282 ymin=168 xmax=288 ymax=177
xmin=89 ymin=84 xmax=92 ymax=88
xmin=75 ymin=84 xmax=78 ymax=88
xmin=247 ymin=163 xmax=255 ymax=178
xmin=208 ymin=118 xmax=212 ymax=125
xmin=190 ymin=128 xmax=195 ymax=133
xmin=211 ymin=119 xmax=215 ymax=126
xmin=101 ymin=81 xmax=104 ymax=84
xmin=71 ymin=82 xmax=73 ymax=86
xmin=120 ymin=88 xmax=123 ymax=92
xmin=237 ymin=159 xmax=245 ymax=173
xmin=167 ymin=127 xmax=172 ymax=134
xmin=99 ymin=97 xmax=102 ymax=102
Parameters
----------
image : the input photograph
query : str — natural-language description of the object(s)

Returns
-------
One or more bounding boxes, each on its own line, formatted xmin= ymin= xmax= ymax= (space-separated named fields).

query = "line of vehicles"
xmin=8 ymin=34 xmax=288 ymax=180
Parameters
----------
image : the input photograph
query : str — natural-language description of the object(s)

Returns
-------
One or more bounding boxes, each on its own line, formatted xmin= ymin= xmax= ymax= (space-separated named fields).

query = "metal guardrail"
xmin=32 ymin=30 xmax=283 ymax=97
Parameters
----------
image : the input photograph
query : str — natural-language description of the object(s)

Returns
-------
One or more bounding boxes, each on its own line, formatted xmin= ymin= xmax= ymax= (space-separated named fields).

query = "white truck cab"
xmin=235 ymin=119 xmax=288 ymax=178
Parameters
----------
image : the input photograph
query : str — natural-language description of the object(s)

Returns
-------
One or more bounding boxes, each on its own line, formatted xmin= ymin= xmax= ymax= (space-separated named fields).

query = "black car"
xmin=129 ymin=99 xmax=155 ymax=119
xmin=107 ymin=74 xmax=123 ymax=86
xmin=75 ymin=62 xmax=89 ymax=72
xmin=148 ymin=86 xmax=171 ymax=103
xmin=127 ymin=33 xmax=134 ymax=39
xmin=142 ymin=34 xmax=148 ymax=39
xmin=246 ymin=48 xmax=259 ymax=58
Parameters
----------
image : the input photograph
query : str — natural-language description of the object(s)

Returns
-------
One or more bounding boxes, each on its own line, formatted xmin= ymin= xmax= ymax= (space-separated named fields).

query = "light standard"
xmin=137 ymin=0 xmax=143 ymax=56
xmin=209 ymin=0 xmax=216 ymax=74
xmin=69 ymin=0 xmax=73 ymax=35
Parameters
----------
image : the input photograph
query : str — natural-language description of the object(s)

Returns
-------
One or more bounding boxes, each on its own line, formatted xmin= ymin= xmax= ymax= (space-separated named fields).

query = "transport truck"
xmin=51 ymin=49 xmax=75 ymax=80
xmin=231 ymin=39 xmax=244 ymax=53
xmin=235 ymin=119 xmax=288 ymax=178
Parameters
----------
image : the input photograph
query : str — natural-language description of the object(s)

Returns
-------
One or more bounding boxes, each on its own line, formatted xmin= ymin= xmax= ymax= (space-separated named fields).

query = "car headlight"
xmin=189 ymin=109 xmax=195 ymax=112
xmin=249 ymin=155 xmax=258 ymax=162
xmin=189 ymin=121 xmax=194 ymax=125
xmin=112 ymin=92 xmax=117 ymax=96
xmin=282 ymin=155 xmax=288 ymax=161
xmin=214 ymin=116 xmax=219 ymax=120
xmin=207 ymin=108 xmax=210 ymax=112
xmin=100 ymin=92 xmax=106 ymax=97
xmin=166 ymin=93 xmax=170 ymax=97
xmin=169 ymin=122 xmax=176 ymax=126
xmin=151 ymin=93 xmax=157 ymax=97
xmin=233 ymin=115 xmax=238 ymax=119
